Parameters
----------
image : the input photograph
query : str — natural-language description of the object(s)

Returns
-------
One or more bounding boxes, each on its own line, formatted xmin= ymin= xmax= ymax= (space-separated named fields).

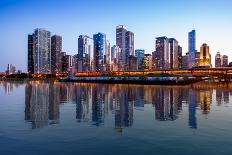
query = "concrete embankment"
xmin=60 ymin=76 xmax=202 ymax=85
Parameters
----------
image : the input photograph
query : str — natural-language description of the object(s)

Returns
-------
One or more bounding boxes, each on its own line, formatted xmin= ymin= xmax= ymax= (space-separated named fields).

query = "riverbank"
xmin=59 ymin=76 xmax=203 ymax=85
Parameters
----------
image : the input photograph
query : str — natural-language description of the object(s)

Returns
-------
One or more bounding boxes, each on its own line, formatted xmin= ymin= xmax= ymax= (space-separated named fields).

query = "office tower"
xmin=105 ymin=40 xmax=111 ymax=71
xmin=222 ymin=55 xmax=228 ymax=67
xmin=111 ymin=45 xmax=121 ymax=71
xmin=116 ymin=25 xmax=134 ymax=70
xmin=199 ymin=43 xmax=211 ymax=68
xmin=6 ymin=64 xmax=16 ymax=75
xmin=51 ymin=35 xmax=62 ymax=73
xmin=142 ymin=54 xmax=152 ymax=71
xmin=178 ymin=46 xmax=182 ymax=69
xmin=93 ymin=33 xmax=106 ymax=72
xmin=188 ymin=29 xmax=196 ymax=68
xmin=155 ymin=36 xmax=170 ymax=69
xmin=215 ymin=52 xmax=222 ymax=68
xmin=129 ymin=55 xmax=137 ymax=71
xmin=195 ymin=51 xmax=200 ymax=67
xmin=34 ymin=28 xmax=51 ymax=74
xmin=61 ymin=52 xmax=73 ymax=75
xmin=28 ymin=34 xmax=34 ymax=73
xmin=125 ymin=31 xmax=134 ymax=67
xmin=182 ymin=54 xmax=189 ymax=69
xmin=78 ymin=35 xmax=94 ymax=72
xmin=169 ymin=38 xmax=179 ymax=69
xmin=135 ymin=49 xmax=145 ymax=70
xmin=116 ymin=25 xmax=127 ymax=65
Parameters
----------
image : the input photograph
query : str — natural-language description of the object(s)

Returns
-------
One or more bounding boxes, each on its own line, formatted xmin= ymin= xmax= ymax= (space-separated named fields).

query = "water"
xmin=0 ymin=81 xmax=232 ymax=155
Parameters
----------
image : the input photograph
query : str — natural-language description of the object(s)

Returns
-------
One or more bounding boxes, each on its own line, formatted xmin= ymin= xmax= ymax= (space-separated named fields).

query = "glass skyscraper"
xmin=93 ymin=33 xmax=106 ymax=72
xmin=78 ymin=35 xmax=94 ymax=72
xmin=51 ymin=35 xmax=62 ymax=73
xmin=188 ymin=29 xmax=196 ymax=68
xmin=34 ymin=28 xmax=51 ymax=74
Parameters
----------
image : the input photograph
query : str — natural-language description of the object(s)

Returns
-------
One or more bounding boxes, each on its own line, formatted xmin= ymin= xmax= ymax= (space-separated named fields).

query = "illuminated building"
xmin=129 ymin=55 xmax=137 ymax=71
xmin=111 ymin=45 xmax=121 ymax=71
xmin=93 ymin=33 xmax=106 ymax=72
xmin=78 ymin=35 xmax=94 ymax=72
xmin=6 ymin=64 xmax=16 ymax=75
xmin=142 ymin=54 xmax=152 ymax=71
xmin=178 ymin=46 xmax=182 ymax=69
xmin=135 ymin=49 xmax=145 ymax=70
xmin=105 ymin=40 xmax=111 ymax=71
xmin=215 ymin=52 xmax=222 ymax=68
xmin=169 ymin=38 xmax=179 ymax=69
xmin=28 ymin=34 xmax=34 ymax=73
xmin=155 ymin=36 xmax=170 ymax=69
xmin=51 ymin=35 xmax=62 ymax=73
xmin=116 ymin=25 xmax=127 ymax=67
xmin=222 ymin=55 xmax=228 ymax=67
xmin=199 ymin=43 xmax=212 ymax=68
xmin=188 ymin=29 xmax=196 ymax=68
xmin=33 ymin=28 xmax=51 ymax=74
xmin=125 ymin=31 xmax=134 ymax=69
xmin=116 ymin=25 xmax=134 ymax=70
xmin=182 ymin=53 xmax=189 ymax=69
xmin=194 ymin=51 xmax=200 ymax=67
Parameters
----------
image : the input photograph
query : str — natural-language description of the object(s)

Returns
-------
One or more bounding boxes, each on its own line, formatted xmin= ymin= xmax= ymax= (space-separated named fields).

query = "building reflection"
xmin=25 ymin=81 xmax=60 ymax=129
xmin=19 ymin=81 xmax=232 ymax=130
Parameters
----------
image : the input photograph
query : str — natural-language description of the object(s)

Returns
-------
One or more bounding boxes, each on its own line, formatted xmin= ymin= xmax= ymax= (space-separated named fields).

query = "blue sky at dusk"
xmin=0 ymin=0 xmax=232 ymax=71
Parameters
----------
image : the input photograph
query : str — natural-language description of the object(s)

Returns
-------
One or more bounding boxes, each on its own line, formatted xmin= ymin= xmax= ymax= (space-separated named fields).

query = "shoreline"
xmin=59 ymin=76 xmax=204 ymax=85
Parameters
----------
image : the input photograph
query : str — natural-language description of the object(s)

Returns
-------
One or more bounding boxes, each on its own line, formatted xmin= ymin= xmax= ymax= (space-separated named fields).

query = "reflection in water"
xmin=2 ymin=81 xmax=228 ymax=131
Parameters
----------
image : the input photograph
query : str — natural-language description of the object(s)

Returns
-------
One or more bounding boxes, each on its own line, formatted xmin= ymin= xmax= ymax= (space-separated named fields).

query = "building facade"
xmin=188 ymin=29 xmax=196 ymax=68
xmin=215 ymin=52 xmax=222 ymax=68
xmin=51 ymin=35 xmax=62 ymax=73
xmin=135 ymin=49 xmax=145 ymax=70
xmin=78 ymin=35 xmax=94 ymax=72
xmin=169 ymin=38 xmax=179 ymax=69
xmin=199 ymin=43 xmax=211 ymax=68
xmin=93 ymin=33 xmax=106 ymax=72
xmin=155 ymin=36 xmax=170 ymax=69
xmin=28 ymin=34 xmax=34 ymax=73
xmin=33 ymin=28 xmax=51 ymax=74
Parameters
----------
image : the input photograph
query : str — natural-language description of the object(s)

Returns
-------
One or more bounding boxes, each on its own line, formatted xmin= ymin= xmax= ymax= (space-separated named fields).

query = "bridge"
xmin=75 ymin=68 xmax=232 ymax=80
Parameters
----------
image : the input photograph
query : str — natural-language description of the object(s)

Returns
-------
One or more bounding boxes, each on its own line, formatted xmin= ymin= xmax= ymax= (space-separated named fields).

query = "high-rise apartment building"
xmin=135 ymin=49 xmax=145 ymax=70
xmin=169 ymin=38 xmax=179 ymax=69
xmin=51 ymin=35 xmax=62 ymax=73
xmin=222 ymin=55 xmax=228 ymax=67
xmin=78 ymin=35 xmax=94 ymax=72
xmin=33 ymin=28 xmax=51 ymax=74
xmin=28 ymin=34 xmax=34 ymax=73
xmin=93 ymin=33 xmax=106 ymax=72
xmin=215 ymin=52 xmax=222 ymax=68
xmin=155 ymin=36 xmax=170 ymax=69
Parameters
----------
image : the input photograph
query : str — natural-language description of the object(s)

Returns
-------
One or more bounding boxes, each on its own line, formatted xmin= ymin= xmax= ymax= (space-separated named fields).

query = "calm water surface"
xmin=0 ymin=81 xmax=232 ymax=155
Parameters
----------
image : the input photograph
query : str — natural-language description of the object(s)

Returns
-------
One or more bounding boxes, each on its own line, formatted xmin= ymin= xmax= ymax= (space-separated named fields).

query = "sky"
xmin=0 ymin=0 xmax=232 ymax=71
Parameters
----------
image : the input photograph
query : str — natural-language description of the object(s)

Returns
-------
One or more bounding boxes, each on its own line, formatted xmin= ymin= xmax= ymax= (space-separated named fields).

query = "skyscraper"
xmin=178 ymin=46 xmax=182 ymax=69
xmin=222 ymin=55 xmax=228 ymax=67
xmin=215 ymin=52 xmax=222 ymax=68
xmin=33 ymin=28 xmax=51 ymax=74
xmin=116 ymin=25 xmax=134 ymax=70
xmin=169 ymin=38 xmax=179 ymax=69
xmin=78 ymin=35 xmax=94 ymax=72
xmin=93 ymin=33 xmax=106 ymax=72
xmin=199 ymin=43 xmax=211 ymax=68
xmin=135 ymin=49 xmax=145 ymax=70
xmin=188 ymin=29 xmax=196 ymax=68
xmin=28 ymin=34 xmax=34 ymax=73
xmin=155 ymin=36 xmax=170 ymax=69
xmin=116 ymin=25 xmax=127 ymax=55
xmin=111 ymin=45 xmax=121 ymax=71
xmin=51 ymin=35 xmax=62 ymax=73
xmin=125 ymin=31 xmax=134 ymax=67
xmin=105 ymin=40 xmax=111 ymax=71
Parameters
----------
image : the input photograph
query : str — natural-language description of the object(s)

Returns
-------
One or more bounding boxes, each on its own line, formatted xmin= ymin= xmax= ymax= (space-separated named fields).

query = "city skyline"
xmin=1 ymin=0 xmax=232 ymax=71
